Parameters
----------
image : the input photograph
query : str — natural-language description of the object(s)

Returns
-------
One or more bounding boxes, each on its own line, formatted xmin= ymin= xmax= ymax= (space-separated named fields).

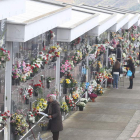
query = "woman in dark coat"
xmin=44 ymin=95 xmax=63 ymax=140
xmin=124 ymin=58 xmax=135 ymax=89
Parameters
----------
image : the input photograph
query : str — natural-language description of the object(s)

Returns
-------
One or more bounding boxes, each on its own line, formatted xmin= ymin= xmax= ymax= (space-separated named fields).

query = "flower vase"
xmin=91 ymin=98 xmax=95 ymax=102
xmin=12 ymin=78 xmax=15 ymax=85
xmin=35 ymin=116 xmax=39 ymax=122
xmin=60 ymin=72 xmax=64 ymax=78
xmin=47 ymin=81 xmax=50 ymax=89
xmin=51 ymin=57 xmax=57 ymax=62
xmin=41 ymin=126 xmax=48 ymax=131
xmin=79 ymin=106 xmax=83 ymax=111
xmin=74 ymin=99 xmax=78 ymax=102
xmin=30 ymin=73 xmax=35 ymax=77
xmin=25 ymin=98 xmax=29 ymax=104
xmin=61 ymin=111 xmax=65 ymax=116
xmin=41 ymin=64 xmax=44 ymax=69
xmin=34 ymin=91 xmax=38 ymax=97
xmin=63 ymin=87 xmax=67 ymax=94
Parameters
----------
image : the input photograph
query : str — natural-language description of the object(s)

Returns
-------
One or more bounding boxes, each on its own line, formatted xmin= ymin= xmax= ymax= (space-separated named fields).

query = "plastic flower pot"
xmin=91 ymin=98 xmax=95 ymax=102
xmin=25 ymin=98 xmax=29 ymax=104
xmin=30 ymin=73 xmax=35 ymax=77
xmin=34 ymin=91 xmax=38 ymax=97
xmin=47 ymin=81 xmax=50 ymax=89
xmin=41 ymin=126 xmax=48 ymax=131
xmin=51 ymin=57 xmax=57 ymax=62
xmin=12 ymin=79 xmax=15 ymax=85
xmin=41 ymin=64 xmax=44 ymax=69
xmin=79 ymin=106 xmax=83 ymax=111
xmin=63 ymin=87 xmax=67 ymax=94
xmin=60 ymin=72 xmax=64 ymax=78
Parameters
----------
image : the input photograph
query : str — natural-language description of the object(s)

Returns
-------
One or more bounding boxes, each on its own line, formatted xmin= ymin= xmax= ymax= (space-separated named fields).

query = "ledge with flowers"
xmin=0 ymin=47 xmax=10 ymax=69
xmin=12 ymin=45 xmax=61 ymax=86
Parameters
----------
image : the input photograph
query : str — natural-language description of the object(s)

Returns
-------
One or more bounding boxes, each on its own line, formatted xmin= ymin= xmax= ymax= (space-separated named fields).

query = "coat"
xmin=124 ymin=62 xmax=135 ymax=78
xmin=44 ymin=101 xmax=63 ymax=132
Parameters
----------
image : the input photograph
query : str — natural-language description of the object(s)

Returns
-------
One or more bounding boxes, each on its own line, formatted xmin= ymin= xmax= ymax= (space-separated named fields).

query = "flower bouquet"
xmin=72 ymin=91 xmax=79 ymax=102
xmin=0 ymin=111 xmax=10 ymax=127
xmin=79 ymin=98 xmax=88 ymax=104
xmin=95 ymin=84 xmax=104 ymax=95
xmin=32 ymin=98 xmax=47 ymax=112
xmin=76 ymin=102 xmax=86 ymax=111
xmin=0 ymin=47 xmax=10 ymax=68
xmin=26 ymin=111 xmax=35 ymax=124
xmin=46 ymin=77 xmax=55 ymax=89
xmin=10 ymin=110 xmax=29 ymax=136
xmin=32 ymin=108 xmax=41 ymax=122
xmin=33 ymin=80 xmax=43 ymax=96
xmin=60 ymin=60 xmax=74 ymax=74
xmin=89 ymin=93 xmax=97 ymax=102
xmin=65 ymin=95 xmax=76 ymax=111
xmin=61 ymin=102 xmax=69 ymax=113
xmin=71 ymin=50 xmax=82 ymax=65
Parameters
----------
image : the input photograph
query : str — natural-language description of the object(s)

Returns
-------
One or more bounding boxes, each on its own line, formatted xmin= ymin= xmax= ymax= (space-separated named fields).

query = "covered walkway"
xmin=41 ymin=67 xmax=140 ymax=140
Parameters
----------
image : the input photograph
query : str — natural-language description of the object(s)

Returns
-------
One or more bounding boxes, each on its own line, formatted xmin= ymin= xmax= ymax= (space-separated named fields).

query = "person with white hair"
xmin=44 ymin=94 xmax=63 ymax=140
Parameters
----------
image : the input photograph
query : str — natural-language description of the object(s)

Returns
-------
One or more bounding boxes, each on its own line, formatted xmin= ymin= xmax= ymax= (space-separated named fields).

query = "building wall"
xmin=55 ymin=0 xmax=74 ymax=3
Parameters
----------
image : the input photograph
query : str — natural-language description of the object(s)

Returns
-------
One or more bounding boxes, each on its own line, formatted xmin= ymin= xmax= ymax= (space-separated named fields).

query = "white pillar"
xmin=55 ymin=56 xmax=60 ymax=100
xmin=4 ymin=42 xmax=13 ymax=140
xmin=106 ymin=48 xmax=108 ymax=68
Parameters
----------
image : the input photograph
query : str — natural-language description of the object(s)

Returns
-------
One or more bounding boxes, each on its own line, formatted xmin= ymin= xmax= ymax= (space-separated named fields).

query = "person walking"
xmin=112 ymin=60 xmax=121 ymax=89
xmin=124 ymin=57 xmax=135 ymax=89
xmin=44 ymin=95 xmax=63 ymax=140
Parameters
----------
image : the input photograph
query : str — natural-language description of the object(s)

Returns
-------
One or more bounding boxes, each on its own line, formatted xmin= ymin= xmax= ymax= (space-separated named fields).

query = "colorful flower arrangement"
xmin=33 ymin=80 xmax=43 ymax=96
xmin=0 ymin=47 xmax=10 ymax=68
xmin=60 ymin=60 xmax=74 ymax=73
xmin=72 ymin=91 xmax=79 ymax=101
xmin=98 ymin=61 xmax=102 ymax=68
xmin=10 ymin=110 xmax=29 ymax=136
xmin=32 ymin=98 xmax=47 ymax=112
xmin=71 ymin=50 xmax=82 ymax=65
xmin=0 ymin=111 xmax=10 ymax=126
xmin=61 ymin=102 xmax=69 ymax=113
xmin=98 ymin=45 xmax=106 ymax=54
xmin=95 ymin=84 xmax=104 ymax=95
xmin=65 ymin=95 xmax=76 ymax=108
xmin=61 ymin=72 xmax=77 ymax=88
xmin=89 ymin=93 xmax=97 ymax=99
xmin=27 ymin=111 xmax=35 ymax=124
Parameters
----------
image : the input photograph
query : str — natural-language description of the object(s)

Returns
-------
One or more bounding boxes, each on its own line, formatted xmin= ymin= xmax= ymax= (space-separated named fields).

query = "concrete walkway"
xmin=41 ymin=68 xmax=140 ymax=140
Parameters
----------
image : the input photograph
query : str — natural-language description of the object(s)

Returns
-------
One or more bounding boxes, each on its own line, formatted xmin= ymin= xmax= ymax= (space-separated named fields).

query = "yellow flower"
xmin=36 ymin=106 xmax=40 ymax=110
xmin=60 ymin=79 xmax=64 ymax=83
xmin=40 ymin=98 xmax=44 ymax=101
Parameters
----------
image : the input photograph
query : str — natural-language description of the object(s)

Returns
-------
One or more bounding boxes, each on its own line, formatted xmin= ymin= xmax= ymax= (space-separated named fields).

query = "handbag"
xmin=127 ymin=70 xmax=132 ymax=77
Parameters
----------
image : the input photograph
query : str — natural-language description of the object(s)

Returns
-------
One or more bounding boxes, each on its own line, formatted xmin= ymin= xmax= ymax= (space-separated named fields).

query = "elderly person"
xmin=44 ymin=95 xmax=63 ymax=140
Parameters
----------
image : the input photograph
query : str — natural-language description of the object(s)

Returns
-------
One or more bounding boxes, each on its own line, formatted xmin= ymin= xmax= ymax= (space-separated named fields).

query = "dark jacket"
xmin=117 ymin=48 xmax=121 ymax=60
xmin=44 ymin=100 xmax=63 ymax=132
xmin=124 ymin=62 xmax=135 ymax=78
xmin=111 ymin=66 xmax=120 ymax=76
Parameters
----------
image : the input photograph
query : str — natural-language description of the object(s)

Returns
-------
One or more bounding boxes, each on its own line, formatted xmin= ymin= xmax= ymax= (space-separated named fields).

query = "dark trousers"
xmin=52 ymin=132 xmax=59 ymax=140
xmin=129 ymin=78 xmax=133 ymax=88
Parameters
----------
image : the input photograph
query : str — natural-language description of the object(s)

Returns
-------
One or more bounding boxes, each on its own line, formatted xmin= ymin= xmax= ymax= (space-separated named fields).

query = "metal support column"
xmin=4 ymin=42 xmax=13 ymax=140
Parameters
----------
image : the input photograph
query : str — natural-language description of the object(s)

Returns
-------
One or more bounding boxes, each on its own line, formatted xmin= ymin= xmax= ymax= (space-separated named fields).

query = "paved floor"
xmin=41 ymin=68 xmax=140 ymax=140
